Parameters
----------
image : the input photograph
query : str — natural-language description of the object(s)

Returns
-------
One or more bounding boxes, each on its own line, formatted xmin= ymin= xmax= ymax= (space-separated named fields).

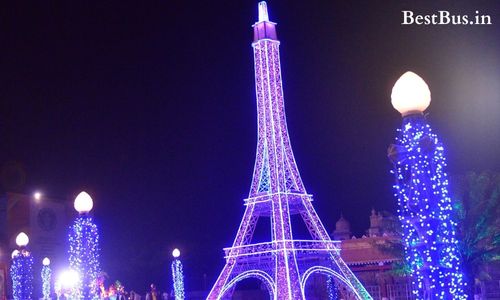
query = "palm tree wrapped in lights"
xmin=68 ymin=191 xmax=101 ymax=299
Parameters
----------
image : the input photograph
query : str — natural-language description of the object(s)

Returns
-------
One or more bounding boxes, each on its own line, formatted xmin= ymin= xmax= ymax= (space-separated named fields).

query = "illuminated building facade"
xmin=333 ymin=210 xmax=414 ymax=300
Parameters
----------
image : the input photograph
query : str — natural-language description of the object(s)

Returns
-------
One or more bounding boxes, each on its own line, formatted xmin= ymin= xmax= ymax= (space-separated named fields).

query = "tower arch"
xmin=301 ymin=266 xmax=360 ymax=298
xmin=220 ymin=270 xmax=275 ymax=300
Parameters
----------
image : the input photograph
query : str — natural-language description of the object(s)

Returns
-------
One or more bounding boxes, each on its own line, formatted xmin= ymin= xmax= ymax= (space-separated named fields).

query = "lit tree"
xmin=41 ymin=257 xmax=51 ymax=300
xmin=452 ymin=171 xmax=500 ymax=297
xmin=10 ymin=232 xmax=33 ymax=300
xmin=69 ymin=191 xmax=101 ymax=299
xmin=388 ymin=71 xmax=466 ymax=299
xmin=171 ymin=248 xmax=185 ymax=300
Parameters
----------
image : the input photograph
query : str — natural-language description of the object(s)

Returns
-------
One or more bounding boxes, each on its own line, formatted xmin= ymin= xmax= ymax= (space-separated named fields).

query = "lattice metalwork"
xmin=207 ymin=2 xmax=372 ymax=299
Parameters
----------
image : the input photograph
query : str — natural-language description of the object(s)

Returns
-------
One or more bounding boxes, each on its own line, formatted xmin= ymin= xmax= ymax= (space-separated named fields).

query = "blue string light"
xmin=390 ymin=113 xmax=466 ymax=299
xmin=41 ymin=260 xmax=51 ymax=300
xmin=10 ymin=250 xmax=33 ymax=300
xmin=326 ymin=276 xmax=337 ymax=300
xmin=171 ymin=258 xmax=185 ymax=300
xmin=68 ymin=214 xmax=101 ymax=299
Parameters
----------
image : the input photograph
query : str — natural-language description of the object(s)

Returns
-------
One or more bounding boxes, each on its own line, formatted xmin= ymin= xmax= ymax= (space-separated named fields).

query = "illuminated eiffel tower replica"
xmin=208 ymin=3 xmax=371 ymax=299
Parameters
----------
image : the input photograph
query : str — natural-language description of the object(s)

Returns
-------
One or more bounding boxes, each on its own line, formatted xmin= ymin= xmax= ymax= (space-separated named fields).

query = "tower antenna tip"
xmin=258 ymin=1 xmax=269 ymax=22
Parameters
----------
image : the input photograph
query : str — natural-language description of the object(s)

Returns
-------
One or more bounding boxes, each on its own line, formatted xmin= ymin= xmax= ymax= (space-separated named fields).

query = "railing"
xmin=243 ymin=192 xmax=313 ymax=205
xmin=224 ymin=240 xmax=340 ymax=258
xmin=387 ymin=283 xmax=416 ymax=300
xmin=363 ymin=285 xmax=381 ymax=300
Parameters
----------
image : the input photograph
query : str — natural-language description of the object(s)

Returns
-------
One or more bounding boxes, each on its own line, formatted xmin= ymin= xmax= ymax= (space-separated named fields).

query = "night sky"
xmin=2 ymin=0 xmax=499 ymax=294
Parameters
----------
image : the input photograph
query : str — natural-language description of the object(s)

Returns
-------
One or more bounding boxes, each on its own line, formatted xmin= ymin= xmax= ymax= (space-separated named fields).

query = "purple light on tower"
xmin=207 ymin=2 xmax=371 ymax=299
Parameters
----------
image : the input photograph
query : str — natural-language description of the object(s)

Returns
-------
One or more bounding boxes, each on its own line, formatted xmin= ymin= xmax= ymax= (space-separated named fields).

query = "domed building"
xmin=332 ymin=213 xmax=352 ymax=240
xmin=331 ymin=210 xmax=412 ymax=300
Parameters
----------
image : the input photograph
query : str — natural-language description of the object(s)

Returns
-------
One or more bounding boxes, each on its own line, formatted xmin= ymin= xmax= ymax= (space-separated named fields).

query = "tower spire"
xmin=258 ymin=1 xmax=269 ymax=22
xmin=253 ymin=1 xmax=277 ymax=41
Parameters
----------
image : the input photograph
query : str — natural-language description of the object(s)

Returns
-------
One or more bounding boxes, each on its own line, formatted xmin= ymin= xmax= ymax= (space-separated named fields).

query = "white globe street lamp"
xmin=16 ymin=232 xmax=29 ymax=247
xmin=69 ymin=190 xmax=101 ymax=299
xmin=11 ymin=232 xmax=33 ymax=300
xmin=74 ymin=191 xmax=94 ymax=214
xmin=388 ymin=71 xmax=467 ymax=298
xmin=172 ymin=248 xmax=181 ymax=258
xmin=42 ymin=257 xmax=50 ymax=266
xmin=171 ymin=248 xmax=185 ymax=300
xmin=391 ymin=71 xmax=431 ymax=116
xmin=33 ymin=192 xmax=42 ymax=202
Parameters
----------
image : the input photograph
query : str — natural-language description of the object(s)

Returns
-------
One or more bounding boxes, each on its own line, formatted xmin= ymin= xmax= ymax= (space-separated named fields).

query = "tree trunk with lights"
xmin=389 ymin=112 xmax=466 ymax=299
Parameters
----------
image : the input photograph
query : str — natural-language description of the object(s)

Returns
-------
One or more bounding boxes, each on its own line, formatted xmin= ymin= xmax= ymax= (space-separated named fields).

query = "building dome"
xmin=333 ymin=214 xmax=352 ymax=241
xmin=335 ymin=214 xmax=351 ymax=232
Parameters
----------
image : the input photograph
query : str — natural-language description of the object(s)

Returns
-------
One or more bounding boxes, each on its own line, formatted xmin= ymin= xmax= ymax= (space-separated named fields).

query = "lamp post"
xmin=388 ymin=71 xmax=466 ymax=299
xmin=68 ymin=191 xmax=101 ymax=300
xmin=41 ymin=257 xmax=51 ymax=300
xmin=171 ymin=248 xmax=185 ymax=300
xmin=10 ymin=232 xmax=33 ymax=300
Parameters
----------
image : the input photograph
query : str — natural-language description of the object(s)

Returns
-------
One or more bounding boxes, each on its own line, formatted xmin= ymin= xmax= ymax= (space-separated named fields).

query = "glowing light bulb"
xmin=16 ymin=232 xmax=29 ymax=247
xmin=172 ymin=248 xmax=180 ymax=258
xmin=43 ymin=257 xmax=50 ymax=266
xmin=58 ymin=269 xmax=79 ymax=289
xmin=34 ymin=192 xmax=42 ymax=201
xmin=74 ymin=191 xmax=93 ymax=213
xmin=391 ymin=71 xmax=431 ymax=116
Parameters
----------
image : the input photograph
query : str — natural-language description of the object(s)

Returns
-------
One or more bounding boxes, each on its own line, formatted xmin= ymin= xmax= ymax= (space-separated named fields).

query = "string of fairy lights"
xmin=390 ymin=72 xmax=466 ymax=299
xmin=171 ymin=248 xmax=185 ymax=300
xmin=41 ymin=258 xmax=51 ymax=300
xmin=68 ymin=192 xmax=101 ymax=300
xmin=10 ymin=233 xmax=34 ymax=300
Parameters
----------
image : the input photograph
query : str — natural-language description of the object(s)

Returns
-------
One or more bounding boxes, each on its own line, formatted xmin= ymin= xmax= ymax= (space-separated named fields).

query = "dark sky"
xmin=2 ymin=0 xmax=499 ymax=294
